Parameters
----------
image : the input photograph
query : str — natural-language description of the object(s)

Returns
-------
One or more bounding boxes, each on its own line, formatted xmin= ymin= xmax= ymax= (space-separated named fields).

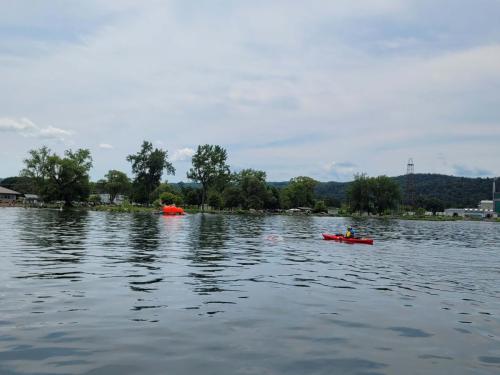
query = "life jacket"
xmin=345 ymin=230 xmax=352 ymax=238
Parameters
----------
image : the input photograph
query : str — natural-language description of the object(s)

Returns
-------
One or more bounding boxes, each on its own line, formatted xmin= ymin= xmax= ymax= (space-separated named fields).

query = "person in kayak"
xmin=345 ymin=226 xmax=355 ymax=238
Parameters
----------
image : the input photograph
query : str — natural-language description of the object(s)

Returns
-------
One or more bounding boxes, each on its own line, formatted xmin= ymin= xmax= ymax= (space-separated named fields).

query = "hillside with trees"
xmin=308 ymin=174 xmax=496 ymax=209
xmin=392 ymin=174 xmax=495 ymax=208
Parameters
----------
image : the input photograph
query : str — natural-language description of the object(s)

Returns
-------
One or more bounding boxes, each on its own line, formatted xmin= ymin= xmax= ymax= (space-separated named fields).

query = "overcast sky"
xmin=1 ymin=1 xmax=499 ymax=182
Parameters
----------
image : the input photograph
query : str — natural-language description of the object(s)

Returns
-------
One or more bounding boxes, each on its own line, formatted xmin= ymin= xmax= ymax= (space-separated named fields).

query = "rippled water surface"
xmin=1 ymin=208 xmax=499 ymax=374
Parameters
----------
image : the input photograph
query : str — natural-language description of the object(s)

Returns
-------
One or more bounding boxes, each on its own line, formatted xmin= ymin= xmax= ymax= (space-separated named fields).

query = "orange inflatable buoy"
xmin=162 ymin=205 xmax=185 ymax=215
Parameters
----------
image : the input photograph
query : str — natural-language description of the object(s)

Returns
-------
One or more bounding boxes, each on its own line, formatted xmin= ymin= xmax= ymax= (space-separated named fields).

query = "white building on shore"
xmin=479 ymin=200 xmax=493 ymax=211
xmin=0 ymin=186 xmax=22 ymax=204
xmin=444 ymin=207 xmax=497 ymax=219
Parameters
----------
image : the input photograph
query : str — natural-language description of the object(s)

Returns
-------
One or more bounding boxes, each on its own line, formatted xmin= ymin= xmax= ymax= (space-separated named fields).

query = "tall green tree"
xmin=104 ymin=170 xmax=131 ymax=203
xmin=21 ymin=146 xmax=51 ymax=195
xmin=347 ymin=173 xmax=373 ymax=213
xmin=187 ymin=144 xmax=230 ymax=211
xmin=371 ymin=175 xmax=401 ymax=214
xmin=21 ymin=147 xmax=93 ymax=206
xmin=207 ymin=190 xmax=223 ymax=210
xmin=237 ymin=169 xmax=268 ymax=209
xmin=281 ymin=176 xmax=318 ymax=208
xmin=222 ymin=185 xmax=242 ymax=209
xmin=347 ymin=174 xmax=401 ymax=214
xmin=91 ymin=179 xmax=108 ymax=194
xmin=178 ymin=183 xmax=202 ymax=206
xmin=127 ymin=141 xmax=175 ymax=204
xmin=265 ymin=186 xmax=281 ymax=210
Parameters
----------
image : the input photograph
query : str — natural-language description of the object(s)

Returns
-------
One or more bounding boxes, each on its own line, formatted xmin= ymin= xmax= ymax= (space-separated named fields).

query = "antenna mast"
xmin=405 ymin=158 xmax=415 ymax=208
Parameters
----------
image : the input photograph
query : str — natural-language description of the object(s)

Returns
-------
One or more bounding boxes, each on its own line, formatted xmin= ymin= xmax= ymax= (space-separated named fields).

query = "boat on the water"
xmin=322 ymin=233 xmax=374 ymax=245
xmin=162 ymin=205 xmax=185 ymax=215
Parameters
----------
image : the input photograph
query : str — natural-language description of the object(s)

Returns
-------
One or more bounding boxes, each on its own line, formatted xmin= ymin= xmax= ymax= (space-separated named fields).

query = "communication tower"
xmin=405 ymin=158 xmax=415 ymax=208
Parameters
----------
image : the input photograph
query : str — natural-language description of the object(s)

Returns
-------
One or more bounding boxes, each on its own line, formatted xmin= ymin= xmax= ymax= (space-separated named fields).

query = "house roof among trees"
xmin=0 ymin=186 xmax=22 ymax=195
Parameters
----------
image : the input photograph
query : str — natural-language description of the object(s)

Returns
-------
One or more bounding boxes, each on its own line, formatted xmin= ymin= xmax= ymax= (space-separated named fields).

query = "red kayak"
xmin=322 ymin=233 xmax=374 ymax=245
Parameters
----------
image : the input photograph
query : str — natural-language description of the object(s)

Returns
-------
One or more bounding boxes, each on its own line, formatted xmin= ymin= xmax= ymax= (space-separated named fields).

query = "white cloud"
xmin=99 ymin=143 xmax=113 ymax=149
xmin=323 ymin=161 xmax=356 ymax=173
xmin=172 ymin=147 xmax=195 ymax=162
xmin=0 ymin=117 xmax=38 ymax=133
xmin=0 ymin=117 xmax=72 ymax=141
xmin=39 ymin=126 xmax=72 ymax=139
xmin=321 ymin=161 xmax=357 ymax=181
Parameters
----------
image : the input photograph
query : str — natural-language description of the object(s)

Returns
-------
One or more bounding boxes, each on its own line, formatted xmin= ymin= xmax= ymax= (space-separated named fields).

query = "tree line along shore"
xmin=1 ymin=141 xmax=498 ymax=220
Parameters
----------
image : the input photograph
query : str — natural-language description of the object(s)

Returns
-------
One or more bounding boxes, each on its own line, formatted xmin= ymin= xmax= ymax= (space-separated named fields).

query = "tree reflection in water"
xmin=185 ymin=214 xmax=231 ymax=295
xmin=127 ymin=213 xmax=162 ymax=292
xmin=230 ymin=215 xmax=265 ymax=265
xmin=16 ymin=209 xmax=89 ymax=280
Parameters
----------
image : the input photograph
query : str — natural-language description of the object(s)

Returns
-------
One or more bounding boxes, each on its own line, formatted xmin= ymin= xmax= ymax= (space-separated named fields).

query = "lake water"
xmin=0 ymin=208 xmax=499 ymax=375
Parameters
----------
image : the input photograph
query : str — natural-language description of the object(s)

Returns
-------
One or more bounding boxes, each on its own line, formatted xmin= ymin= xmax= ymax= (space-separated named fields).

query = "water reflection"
xmin=15 ymin=209 xmax=89 ymax=280
xmin=190 ymin=213 xmax=229 ymax=250
xmin=127 ymin=213 xmax=162 ymax=292
xmin=186 ymin=214 xmax=232 ymax=295
xmin=128 ymin=213 xmax=161 ymax=252
xmin=235 ymin=215 xmax=266 ymax=266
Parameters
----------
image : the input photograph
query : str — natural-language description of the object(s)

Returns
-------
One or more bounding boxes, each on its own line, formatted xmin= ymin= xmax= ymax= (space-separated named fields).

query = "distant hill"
xmin=312 ymin=174 xmax=496 ymax=208
xmin=270 ymin=174 xmax=497 ymax=208
xmin=392 ymin=174 xmax=496 ymax=208
xmin=314 ymin=181 xmax=350 ymax=202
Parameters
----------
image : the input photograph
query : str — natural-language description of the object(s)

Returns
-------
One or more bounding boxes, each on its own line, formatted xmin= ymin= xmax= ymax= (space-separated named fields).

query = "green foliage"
xmin=207 ymin=190 xmax=223 ymax=210
xmin=281 ymin=176 xmax=318 ymax=209
xmin=347 ymin=174 xmax=401 ymax=214
xmin=338 ymin=203 xmax=350 ymax=216
xmin=415 ymin=207 xmax=426 ymax=217
xmin=415 ymin=196 xmax=445 ymax=214
xmin=183 ymin=187 xmax=202 ymax=206
xmin=313 ymin=200 xmax=327 ymax=213
xmin=238 ymin=169 xmax=268 ymax=209
xmin=221 ymin=170 xmax=280 ymax=210
xmin=265 ymin=186 xmax=281 ymax=210
xmin=159 ymin=191 xmax=183 ymax=206
xmin=127 ymin=141 xmax=175 ymax=204
xmin=91 ymin=179 xmax=107 ymax=194
xmin=89 ymin=194 xmax=102 ymax=205
xmin=393 ymin=174 xmax=495 ymax=208
xmin=313 ymin=181 xmax=349 ymax=202
xmin=187 ymin=144 xmax=230 ymax=210
xmin=104 ymin=170 xmax=131 ymax=203
xmin=21 ymin=147 xmax=93 ymax=206
xmin=347 ymin=174 xmax=372 ymax=213
xmin=371 ymin=175 xmax=401 ymax=214
xmin=222 ymin=185 xmax=242 ymax=209
xmin=22 ymin=146 xmax=51 ymax=180
xmin=310 ymin=174 xmax=498 ymax=210
xmin=150 ymin=182 xmax=174 ymax=201
xmin=323 ymin=196 xmax=341 ymax=208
